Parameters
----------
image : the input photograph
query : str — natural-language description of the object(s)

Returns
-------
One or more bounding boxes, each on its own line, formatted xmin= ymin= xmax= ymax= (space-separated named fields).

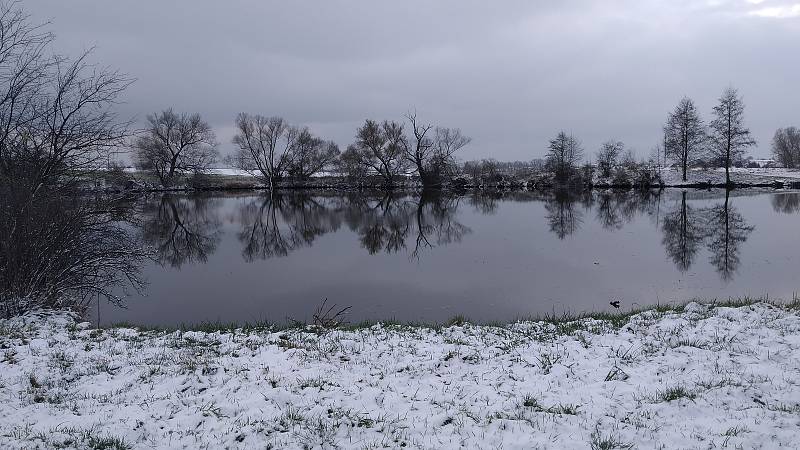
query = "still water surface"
xmin=97 ymin=189 xmax=800 ymax=326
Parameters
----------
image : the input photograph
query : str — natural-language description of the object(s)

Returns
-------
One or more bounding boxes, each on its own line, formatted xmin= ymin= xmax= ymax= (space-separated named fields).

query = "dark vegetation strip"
xmin=101 ymin=296 xmax=800 ymax=334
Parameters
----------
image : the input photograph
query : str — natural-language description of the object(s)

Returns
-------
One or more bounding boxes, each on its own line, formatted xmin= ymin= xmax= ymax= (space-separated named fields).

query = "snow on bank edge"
xmin=1 ymin=303 xmax=800 ymax=449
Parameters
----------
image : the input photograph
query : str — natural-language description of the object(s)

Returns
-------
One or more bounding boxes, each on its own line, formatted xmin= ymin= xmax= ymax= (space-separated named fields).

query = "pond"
xmin=81 ymin=189 xmax=800 ymax=327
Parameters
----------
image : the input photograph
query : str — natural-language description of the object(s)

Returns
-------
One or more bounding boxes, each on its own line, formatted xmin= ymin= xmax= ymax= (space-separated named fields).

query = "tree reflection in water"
xmin=351 ymin=193 xmax=413 ymax=255
xmin=134 ymin=189 xmax=757 ymax=283
xmin=544 ymin=190 xmax=585 ymax=239
xmin=772 ymin=192 xmax=800 ymax=214
xmin=411 ymin=191 xmax=471 ymax=258
xmin=536 ymin=188 xmax=754 ymax=280
xmin=140 ymin=194 xmax=222 ymax=268
xmin=0 ymin=187 xmax=770 ymax=319
xmin=660 ymin=190 xmax=754 ymax=280
xmin=705 ymin=191 xmax=754 ymax=281
xmin=235 ymin=191 xmax=472 ymax=259
xmin=238 ymin=192 xmax=342 ymax=260
xmin=661 ymin=192 xmax=704 ymax=272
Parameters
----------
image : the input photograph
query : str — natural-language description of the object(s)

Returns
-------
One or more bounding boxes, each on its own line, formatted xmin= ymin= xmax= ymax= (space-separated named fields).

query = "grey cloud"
xmin=24 ymin=0 xmax=800 ymax=161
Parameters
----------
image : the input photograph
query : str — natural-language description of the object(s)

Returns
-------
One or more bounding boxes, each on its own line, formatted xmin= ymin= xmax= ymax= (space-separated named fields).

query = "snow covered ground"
xmin=660 ymin=167 xmax=800 ymax=186
xmin=2 ymin=303 xmax=800 ymax=449
xmin=206 ymin=168 xmax=257 ymax=177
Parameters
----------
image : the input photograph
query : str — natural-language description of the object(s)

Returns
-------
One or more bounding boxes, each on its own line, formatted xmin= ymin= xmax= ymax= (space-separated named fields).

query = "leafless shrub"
xmin=312 ymin=299 xmax=351 ymax=329
xmin=0 ymin=187 xmax=148 ymax=317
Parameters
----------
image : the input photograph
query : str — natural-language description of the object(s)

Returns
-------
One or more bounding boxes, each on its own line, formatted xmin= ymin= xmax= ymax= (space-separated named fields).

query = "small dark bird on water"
xmin=609 ymin=301 xmax=621 ymax=309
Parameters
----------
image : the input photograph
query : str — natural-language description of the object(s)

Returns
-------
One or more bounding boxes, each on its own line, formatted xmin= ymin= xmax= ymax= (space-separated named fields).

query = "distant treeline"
xmin=127 ymin=86 xmax=797 ymax=190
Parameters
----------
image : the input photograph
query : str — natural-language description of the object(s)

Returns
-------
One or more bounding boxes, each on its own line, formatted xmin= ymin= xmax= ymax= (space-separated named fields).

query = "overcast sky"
xmin=25 ymin=0 xmax=799 ymax=161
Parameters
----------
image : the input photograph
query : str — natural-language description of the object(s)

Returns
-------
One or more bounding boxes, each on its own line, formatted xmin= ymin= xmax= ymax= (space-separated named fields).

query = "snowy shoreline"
xmin=2 ymin=302 xmax=800 ymax=448
xmin=99 ymin=167 xmax=800 ymax=193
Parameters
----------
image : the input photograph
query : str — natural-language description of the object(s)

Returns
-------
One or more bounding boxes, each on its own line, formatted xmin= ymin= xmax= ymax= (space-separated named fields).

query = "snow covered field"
xmin=660 ymin=167 xmax=800 ymax=186
xmin=2 ymin=302 xmax=800 ymax=449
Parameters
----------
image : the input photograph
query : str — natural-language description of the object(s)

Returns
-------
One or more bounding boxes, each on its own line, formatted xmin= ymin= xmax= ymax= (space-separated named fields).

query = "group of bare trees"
xmin=463 ymin=159 xmax=501 ymax=185
xmin=133 ymin=111 xmax=342 ymax=189
xmin=663 ymin=88 xmax=756 ymax=184
xmin=228 ymin=114 xmax=339 ymax=190
xmin=132 ymin=111 xmax=471 ymax=190
xmin=772 ymin=127 xmax=800 ymax=168
xmin=340 ymin=114 xmax=471 ymax=188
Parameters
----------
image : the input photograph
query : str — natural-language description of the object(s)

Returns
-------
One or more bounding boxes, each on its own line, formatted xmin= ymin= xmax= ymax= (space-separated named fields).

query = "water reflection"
xmin=661 ymin=191 xmax=754 ymax=280
xmin=129 ymin=189 xmax=763 ymax=280
xmin=596 ymin=190 xmax=662 ymax=231
xmin=2 ymin=186 xmax=788 ymax=324
xmin=544 ymin=190 xmax=585 ymax=239
xmin=351 ymin=193 xmax=414 ymax=255
xmin=705 ymin=192 xmax=755 ymax=281
xmin=662 ymin=192 xmax=704 ymax=272
xmin=411 ymin=192 xmax=471 ymax=257
xmin=468 ymin=191 xmax=501 ymax=215
xmin=140 ymin=194 xmax=222 ymax=267
xmin=238 ymin=193 xmax=342 ymax=260
xmin=772 ymin=193 xmax=800 ymax=214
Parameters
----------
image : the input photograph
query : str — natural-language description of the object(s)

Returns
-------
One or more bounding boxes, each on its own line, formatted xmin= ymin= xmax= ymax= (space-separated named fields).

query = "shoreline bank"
xmin=95 ymin=179 xmax=800 ymax=195
xmin=87 ymin=167 xmax=800 ymax=194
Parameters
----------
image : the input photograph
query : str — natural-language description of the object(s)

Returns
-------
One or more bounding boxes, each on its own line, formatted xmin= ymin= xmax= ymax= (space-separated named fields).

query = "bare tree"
xmin=336 ymin=144 xmax=368 ymax=180
xmin=771 ymin=127 xmax=800 ymax=168
xmin=133 ymin=109 xmax=218 ymax=187
xmin=546 ymin=131 xmax=583 ymax=183
xmin=0 ymin=2 xmax=133 ymax=194
xmin=405 ymin=112 xmax=434 ymax=184
xmin=230 ymin=114 xmax=299 ymax=190
xmin=708 ymin=87 xmax=755 ymax=186
xmin=664 ymin=97 xmax=705 ymax=182
xmin=287 ymin=128 xmax=340 ymax=180
xmin=596 ymin=140 xmax=624 ymax=178
xmin=405 ymin=112 xmax=471 ymax=187
xmin=351 ymin=119 xmax=409 ymax=187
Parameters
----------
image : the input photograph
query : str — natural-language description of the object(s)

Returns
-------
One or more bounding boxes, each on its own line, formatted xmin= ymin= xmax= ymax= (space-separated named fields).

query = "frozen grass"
xmin=2 ymin=301 xmax=800 ymax=448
